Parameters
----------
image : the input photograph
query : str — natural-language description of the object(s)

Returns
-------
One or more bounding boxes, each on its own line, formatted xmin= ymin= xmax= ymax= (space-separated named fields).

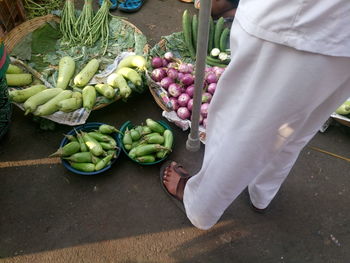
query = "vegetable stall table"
xmin=3 ymin=2 xmax=149 ymax=127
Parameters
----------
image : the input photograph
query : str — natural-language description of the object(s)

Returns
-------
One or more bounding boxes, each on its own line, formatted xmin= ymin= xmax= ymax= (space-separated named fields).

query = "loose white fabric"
xmin=183 ymin=21 xmax=350 ymax=230
xmin=236 ymin=0 xmax=350 ymax=57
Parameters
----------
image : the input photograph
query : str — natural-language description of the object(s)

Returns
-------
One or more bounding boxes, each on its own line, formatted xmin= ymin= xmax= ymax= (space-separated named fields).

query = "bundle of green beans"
xmin=85 ymin=0 xmax=111 ymax=54
xmin=60 ymin=0 xmax=77 ymax=45
xmin=23 ymin=0 xmax=64 ymax=19
xmin=74 ymin=0 xmax=94 ymax=45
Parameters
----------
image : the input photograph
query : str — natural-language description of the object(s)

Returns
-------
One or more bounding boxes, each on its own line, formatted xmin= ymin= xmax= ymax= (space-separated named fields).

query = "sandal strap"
xmin=172 ymin=163 xmax=191 ymax=200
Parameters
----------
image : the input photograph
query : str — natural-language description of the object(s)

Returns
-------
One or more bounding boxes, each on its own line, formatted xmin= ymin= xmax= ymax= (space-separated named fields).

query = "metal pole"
xmin=186 ymin=0 xmax=212 ymax=152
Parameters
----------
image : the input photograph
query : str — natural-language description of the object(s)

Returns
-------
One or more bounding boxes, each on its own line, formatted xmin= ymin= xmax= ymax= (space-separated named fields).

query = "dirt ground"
xmin=1 ymin=0 xmax=350 ymax=262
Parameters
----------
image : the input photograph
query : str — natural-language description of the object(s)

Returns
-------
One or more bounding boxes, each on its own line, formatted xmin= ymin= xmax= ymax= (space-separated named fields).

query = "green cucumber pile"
xmin=50 ymin=124 xmax=120 ymax=173
xmin=122 ymin=118 xmax=174 ymax=163
xmin=182 ymin=10 xmax=231 ymax=67
xmin=8 ymin=54 xmax=147 ymax=116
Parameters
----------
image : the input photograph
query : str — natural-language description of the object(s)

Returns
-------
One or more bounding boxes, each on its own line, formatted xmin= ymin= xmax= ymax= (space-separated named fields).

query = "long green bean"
xmin=85 ymin=0 xmax=111 ymax=54
xmin=60 ymin=0 xmax=78 ymax=45
xmin=74 ymin=0 xmax=94 ymax=44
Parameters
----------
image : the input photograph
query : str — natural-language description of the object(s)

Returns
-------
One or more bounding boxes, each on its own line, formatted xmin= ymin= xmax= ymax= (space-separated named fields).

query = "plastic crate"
xmin=0 ymin=0 xmax=26 ymax=38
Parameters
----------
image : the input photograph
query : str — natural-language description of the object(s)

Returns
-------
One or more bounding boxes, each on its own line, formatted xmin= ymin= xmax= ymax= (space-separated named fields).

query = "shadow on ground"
xmin=0 ymin=0 xmax=349 ymax=262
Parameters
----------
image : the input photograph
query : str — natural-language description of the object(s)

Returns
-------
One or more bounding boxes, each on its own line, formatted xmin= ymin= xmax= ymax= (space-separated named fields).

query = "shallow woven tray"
xmin=4 ymin=14 xmax=149 ymax=111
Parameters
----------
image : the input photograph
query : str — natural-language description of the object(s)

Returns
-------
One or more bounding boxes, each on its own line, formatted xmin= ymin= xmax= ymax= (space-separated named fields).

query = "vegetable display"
xmin=120 ymin=118 xmax=173 ymax=164
xmin=52 ymin=123 xmax=120 ymax=173
xmin=8 ymin=53 xmax=147 ymax=117
xmin=181 ymin=10 xmax=231 ymax=67
xmin=149 ymin=52 xmax=225 ymax=128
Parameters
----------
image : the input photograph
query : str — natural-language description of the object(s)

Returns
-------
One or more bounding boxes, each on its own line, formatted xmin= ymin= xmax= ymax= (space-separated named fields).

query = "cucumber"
xmin=23 ymin=88 xmax=63 ymax=115
xmin=208 ymin=16 xmax=215 ymax=54
xmin=206 ymin=56 xmax=228 ymax=68
xmin=117 ymin=55 xmax=147 ymax=71
xmin=9 ymin=84 xmax=46 ymax=103
xmin=107 ymin=73 xmax=132 ymax=99
xmin=82 ymin=85 xmax=96 ymax=110
xmin=214 ymin=17 xmax=225 ymax=49
xmin=219 ymin=27 xmax=230 ymax=52
xmin=73 ymin=59 xmax=100 ymax=87
xmin=182 ymin=10 xmax=196 ymax=59
xmin=6 ymin=64 xmax=24 ymax=74
xmin=94 ymin=84 xmax=115 ymax=99
xmin=192 ymin=14 xmax=198 ymax=52
xmin=34 ymin=90 xmax=73 ymax=116
xmin=56 ymin=56 xmax=75 ymax=90
xmin=116 ymin=67 xmax=142 ymax=86
xmin=6 ymin=73 xmax=32 ymax=87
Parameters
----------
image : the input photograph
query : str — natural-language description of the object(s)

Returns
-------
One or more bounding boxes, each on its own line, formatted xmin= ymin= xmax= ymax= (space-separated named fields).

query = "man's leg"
xmin=182 ymin=21 xmax=350 ymax=230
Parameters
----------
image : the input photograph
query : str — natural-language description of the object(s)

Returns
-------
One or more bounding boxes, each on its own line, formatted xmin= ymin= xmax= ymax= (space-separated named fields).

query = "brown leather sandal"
xmin=160 ymin=161 xmax=192 ymax=213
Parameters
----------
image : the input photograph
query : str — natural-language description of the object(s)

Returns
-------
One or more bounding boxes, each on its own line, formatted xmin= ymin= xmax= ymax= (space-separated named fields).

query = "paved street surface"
xmin=1 ymin=1 xmax=349 ymax=262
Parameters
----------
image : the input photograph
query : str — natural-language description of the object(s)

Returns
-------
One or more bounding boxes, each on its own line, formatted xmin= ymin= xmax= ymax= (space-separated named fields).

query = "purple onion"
xmin=199 ymin=114 xmax=204 ymax=124
xmin=177 ymin=72 xmax=185 ymax=81
xmin=168 ymin=83 xmax=182 ymax=97
xmin=206 ymin=72 xmax=218 ymax=84
xmin=181 ymin=73 xmax=194 ymax=86
xmin=178 ymin=63 xmax=190 ymax=73
xmin=164 ymin=51 xmax=174 ymax=62
xmin=202 ymin=92 xmax=212 ymax=103
xmin=178 ymin=93 xmax=191 ymax=107
xmin=185 ymin=85 xmax=195 ymax=97
xmin=187 ymin=98 xmax=193 ymax=111
xmin=205 ymin=67 xmax=212 ymax=73
xmin=202 ymin=117 xmax=208 ymax=128
xmin=162 ymin=58 xmax=169 ymax=67
xmin=207 ymin=83 xmax=217 ymax=95
xmin=160 ymin=77 xmax=174 ymax=89
xmin=151 ymin=57 xmax=163 ymax=68
xmin=151 ymin=68 xmax=167 ymax=82
xmin=169 ymin=97 xmax=179 ymax=111
xmin=187 ymin=63 xmax=194 ymax=73
xmin=167 ymin=68 xmax=178 ymax=80
xmin=213 ymin=66 xmax=225 ymax=76
xmin=177 ymin=107 xmax=191 ymax=120
xmin=201 ymin=103 xmax=210 ymax=118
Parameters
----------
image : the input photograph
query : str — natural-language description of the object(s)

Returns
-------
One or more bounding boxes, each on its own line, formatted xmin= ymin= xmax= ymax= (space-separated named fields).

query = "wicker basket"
xmin=4 ymin=14 xmax=150 ymax=112
xmin=0 ymin=0 xmax=26 ymax=39
xmin=147 ymin=39 xmax=173 ymax=112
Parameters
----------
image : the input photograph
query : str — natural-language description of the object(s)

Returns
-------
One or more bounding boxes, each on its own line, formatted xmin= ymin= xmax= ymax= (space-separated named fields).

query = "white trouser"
xmin=183 ymin=20 xmax=350 ymax=230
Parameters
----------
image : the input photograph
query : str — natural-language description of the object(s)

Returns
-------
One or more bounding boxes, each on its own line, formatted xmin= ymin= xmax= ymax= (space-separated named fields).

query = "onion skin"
xmin=169 ymin=97 xmax=179 ymax=111
xmin=200 ymin=103 xmax=210 ymax=118
xmin=187 ymin=98 xmax=193 ymax=111
xmin=160 ymin=77 xmax=174 ymax=89
xmin=168 ymin=83 xmax=182 ymax=97
xmin=207 ymin=83 xmax=216 ymax=95
xmin=185 ymin=85 xmax=195 ymax=97
xmin=167 ymin=68 xmax=178 ymax=80
xmin=151 ymin=68 xmax=167 ymax=82
xmin=177 ymin=107 xmax=191 ymax=120
xmin=202 ymin=92 xmax=212 ymax=103
xmin=151 ymin=57 xmax=163 ymax=68
xmin=178 ymin=93 xmax=191 ymax=107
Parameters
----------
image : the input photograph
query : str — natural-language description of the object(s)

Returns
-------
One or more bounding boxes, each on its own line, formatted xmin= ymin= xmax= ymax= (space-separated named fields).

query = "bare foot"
xmin=162 ymin=161 xmax=190 ymax=201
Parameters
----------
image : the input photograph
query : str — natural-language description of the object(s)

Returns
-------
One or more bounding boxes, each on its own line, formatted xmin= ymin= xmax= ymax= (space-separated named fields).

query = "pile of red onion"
xmin=150 ymin=52 xmax=225 ymax=128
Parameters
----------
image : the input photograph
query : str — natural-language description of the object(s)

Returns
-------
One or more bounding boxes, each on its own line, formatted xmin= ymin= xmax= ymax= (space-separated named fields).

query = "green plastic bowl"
xmin=118 ymin=120 xmax=173 ymax=165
